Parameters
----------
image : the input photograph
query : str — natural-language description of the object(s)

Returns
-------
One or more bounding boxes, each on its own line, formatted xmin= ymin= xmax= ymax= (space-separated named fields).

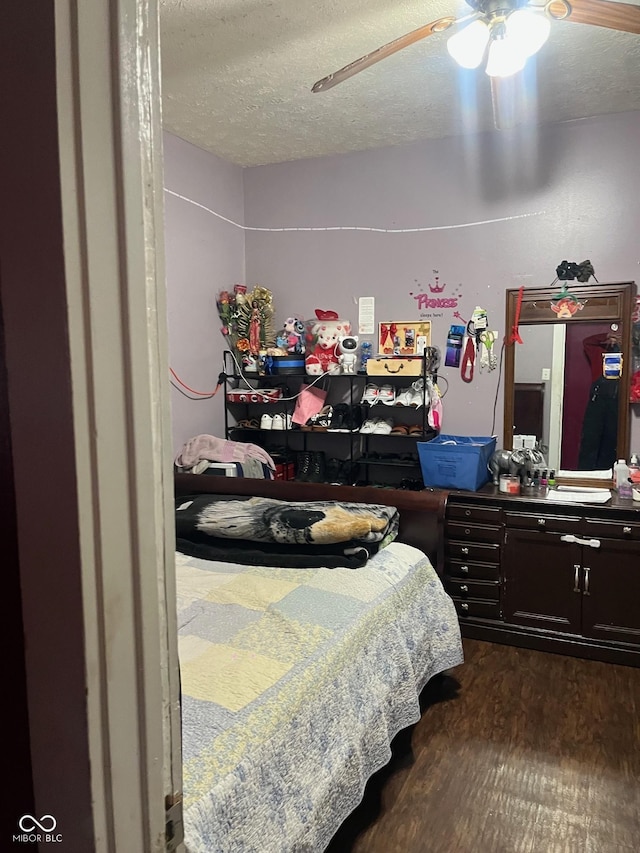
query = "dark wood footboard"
xmin=174 ymin=474 xmax=449 ymax=573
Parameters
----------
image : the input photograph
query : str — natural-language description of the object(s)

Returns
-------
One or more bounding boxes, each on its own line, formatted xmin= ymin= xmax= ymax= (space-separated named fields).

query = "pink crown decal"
xmin=428 ymin=276 xmax=446 ymax=294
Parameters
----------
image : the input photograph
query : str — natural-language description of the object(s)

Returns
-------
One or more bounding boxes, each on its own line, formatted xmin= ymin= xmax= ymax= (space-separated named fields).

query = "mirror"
xmin=504 ymin=281 xmax=636 ymax=484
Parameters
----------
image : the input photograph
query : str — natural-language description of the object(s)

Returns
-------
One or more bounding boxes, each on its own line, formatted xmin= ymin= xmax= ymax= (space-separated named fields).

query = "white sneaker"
xmin=361 ymin=384 xmax=380 ymax=404
xmin=409 ymin=378 xmax=425 ymax=408
xmin=372 ymin=418 xmax=394 ymax=434
xmin=260 ymin=413 xmax=273 ymax=429
xmin=377 ymin=384 xmax=396 ymax=405
xmin=271 ymin=413 xmax=290 ymax=430
xmin=360 ymin=418 xmax=380 ymax=433
xmin=394 ymin=387 xmax=415 ymax=406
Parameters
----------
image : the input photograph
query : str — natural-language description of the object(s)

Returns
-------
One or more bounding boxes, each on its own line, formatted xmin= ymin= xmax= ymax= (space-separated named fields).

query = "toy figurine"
xmin=338 ymin=335 xmax=359 ymax=374
xmin=249 ymin=300 xmax=262 ymax=356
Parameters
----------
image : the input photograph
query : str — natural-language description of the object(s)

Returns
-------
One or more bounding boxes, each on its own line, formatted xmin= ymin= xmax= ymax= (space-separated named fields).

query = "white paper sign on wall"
xmin=358 ymin=296 xmax=375 ymax=335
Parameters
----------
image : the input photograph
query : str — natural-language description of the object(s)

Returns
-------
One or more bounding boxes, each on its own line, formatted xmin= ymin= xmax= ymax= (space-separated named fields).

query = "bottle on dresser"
xmin=614 ymin=459 xmax=632 ymax=499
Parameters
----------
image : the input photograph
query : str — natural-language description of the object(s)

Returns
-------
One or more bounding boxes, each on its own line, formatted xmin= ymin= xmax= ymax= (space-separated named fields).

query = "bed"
xmin=174 ymin=475 xmax=463 ymax=853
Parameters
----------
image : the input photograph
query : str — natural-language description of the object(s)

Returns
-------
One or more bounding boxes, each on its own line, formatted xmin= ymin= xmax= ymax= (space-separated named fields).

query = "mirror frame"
xmin=503 ymin=280 xmax=637 ymax=487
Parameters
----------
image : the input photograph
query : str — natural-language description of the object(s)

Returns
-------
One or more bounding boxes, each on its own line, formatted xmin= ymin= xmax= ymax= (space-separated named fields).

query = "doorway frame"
xmin=1 ymin=1 xmax=181 ymax=849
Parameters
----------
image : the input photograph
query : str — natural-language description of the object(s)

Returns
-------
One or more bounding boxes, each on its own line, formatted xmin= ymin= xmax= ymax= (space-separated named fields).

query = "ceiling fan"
xmin=311 ymin=0 xmax=640 ymax=90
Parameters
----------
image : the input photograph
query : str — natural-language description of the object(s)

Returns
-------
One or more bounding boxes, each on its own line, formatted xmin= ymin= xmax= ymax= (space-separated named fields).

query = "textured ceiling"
xmin=159 ymin=0 xmax=640 ymax=167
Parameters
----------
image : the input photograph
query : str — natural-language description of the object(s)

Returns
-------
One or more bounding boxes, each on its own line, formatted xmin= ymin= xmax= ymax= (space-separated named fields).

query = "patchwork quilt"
xmin=178 ymin=541 xmax=463 ymax=853
xmin=175 ymin=494 xmax=400 ymax=568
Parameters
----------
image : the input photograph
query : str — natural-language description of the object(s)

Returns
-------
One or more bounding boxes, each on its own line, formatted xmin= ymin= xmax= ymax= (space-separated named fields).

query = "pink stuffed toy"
xmin=305 ymin=309 xmax=352 ymax=375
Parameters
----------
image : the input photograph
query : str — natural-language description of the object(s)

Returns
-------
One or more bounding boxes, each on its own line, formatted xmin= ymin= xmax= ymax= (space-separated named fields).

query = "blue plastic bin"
xmin=417 ymin=434 xmax=497 ymax=491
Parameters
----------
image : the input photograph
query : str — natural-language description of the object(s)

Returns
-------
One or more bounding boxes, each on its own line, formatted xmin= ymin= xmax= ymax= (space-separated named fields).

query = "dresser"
xmin=444 ymin=486 xmax=640 ymax=666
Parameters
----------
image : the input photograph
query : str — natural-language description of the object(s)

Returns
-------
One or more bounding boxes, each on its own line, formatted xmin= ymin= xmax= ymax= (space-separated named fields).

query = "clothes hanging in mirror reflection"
xmin=577 ymin=333 xmax=620 ymax=471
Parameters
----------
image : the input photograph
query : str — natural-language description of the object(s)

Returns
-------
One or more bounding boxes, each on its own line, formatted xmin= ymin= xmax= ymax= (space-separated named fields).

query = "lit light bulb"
xmin=447 ymin=20 xmax=490 ymax=69
xmin=485 ymin=35 xmax=527 ymax=78
xmin=506 ymin=9 xmax=551 ymax=57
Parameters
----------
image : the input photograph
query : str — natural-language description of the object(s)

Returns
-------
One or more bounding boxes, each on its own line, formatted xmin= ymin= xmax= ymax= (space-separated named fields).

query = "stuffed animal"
xmin=338 ymin=335 xmax=359 ymax=374
xmin=281 ymin=316 xmax=305 ymax=354
xmin=305 ymin=309 xmax=351 ymax=375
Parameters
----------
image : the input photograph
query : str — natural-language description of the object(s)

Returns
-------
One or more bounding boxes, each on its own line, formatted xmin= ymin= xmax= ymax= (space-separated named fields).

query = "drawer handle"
xmin=623 ymin=526 xmax=632 ymax=535
xmin=460 ymin=602 xmax=469 ymax=612
xmin=573 ymin=564 xmax=580 ymax=594
xmin=560 ymin=534 xmax=601 ymax=549
xmin=460 ymin=585 xmax=469 ymax=593
xmin=583 ymin=566 xmax=591 ymax=596
xmin=465 ymin=509 xmax=471 ymax=517
xmin=461 ymin=547 xmax=469 ymax=555
xmin=537 ymin=518 xmax=546 ymax=526
xmin=460 ymin=565 xmax=469 ymax=574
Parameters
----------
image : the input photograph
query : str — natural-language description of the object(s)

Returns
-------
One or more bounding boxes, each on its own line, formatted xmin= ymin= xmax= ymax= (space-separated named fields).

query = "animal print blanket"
xmin=175 ymin=494 xmax=399 ymax=568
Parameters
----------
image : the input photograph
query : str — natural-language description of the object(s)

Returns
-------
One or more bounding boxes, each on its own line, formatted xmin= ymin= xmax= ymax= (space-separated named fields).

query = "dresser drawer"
xmin=447 ymin=503 xmax=503 ymax=525
xmin=584 ymin=518 xmax=640 ymax=540
xmin=446 ymin=559 xmax=500 ymax=581
xmin=446 ymin=540 xmax=501 ymax=564
xmin=453 ymin=598 xmax=501 ymax=620
xmin=446 ymin=578 xmax=500 ymax=601
xmin=504 ymin=511 xmax=581 ymax=535
xmin=446 ymin=521 xmax=503 ymax=545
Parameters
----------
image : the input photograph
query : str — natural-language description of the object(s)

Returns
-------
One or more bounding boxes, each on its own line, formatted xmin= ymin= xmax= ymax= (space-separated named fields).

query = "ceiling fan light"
xmin=506 ymin=9 xmax=551 ymax=58
xmin=485 ymin=37 xmax=526 ymax=78
xmin=447 ymin=20 xmax=490 ymax=70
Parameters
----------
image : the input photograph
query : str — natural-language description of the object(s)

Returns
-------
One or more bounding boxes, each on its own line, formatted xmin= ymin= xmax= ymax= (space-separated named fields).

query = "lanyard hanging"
xmin=461 ymin=333 xmax=475 ymax=383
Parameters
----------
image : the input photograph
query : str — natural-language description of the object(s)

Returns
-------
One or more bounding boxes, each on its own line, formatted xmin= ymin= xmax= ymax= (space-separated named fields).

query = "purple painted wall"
xmin=242 ymin=111 xmax=640 ymax=453
xmin=163 ymin=132 xmax=245 ymax=453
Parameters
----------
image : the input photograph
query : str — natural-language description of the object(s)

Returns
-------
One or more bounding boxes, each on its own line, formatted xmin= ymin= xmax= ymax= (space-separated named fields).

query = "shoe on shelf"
xmin=372 ymin=418 xmax=394 ymax=435
xmin=360 ymin=418 xmax=380 ymax=433
xmin=260 ymin=413 xmax=273 ymax=429
xmin=328 ymin=403 xmax=352 ymax=432
xmin=409 ymin=378 xmax=426 ymax=408
xmin=377 ymin=384 xmax=395 ymax=405
xmin=325 ymin=458 xmax=342 ymax=484
xmin=271 ymin=412 xmax=293 ymax=430
xmin=296 ymin=451 xmax=313 ymax=482
xmin=346 ymin=405 xmax=364 ymax=432
xmin=305 ymin=405 xmax=332 ymax=431
xmin=234 ymin=417 xmax=260 ymax=429
xmin=307 ymin=451 xmax=327 ymax=483
xmin=361 ymin=384 xmax=380 ymax=404
xmin=394 ymin=387 xmax=415 ymax=406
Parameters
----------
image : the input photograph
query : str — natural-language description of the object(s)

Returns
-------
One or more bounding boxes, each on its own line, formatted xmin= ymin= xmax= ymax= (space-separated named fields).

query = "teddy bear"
xmin=305 ymin=309 xmax=351 ymax=375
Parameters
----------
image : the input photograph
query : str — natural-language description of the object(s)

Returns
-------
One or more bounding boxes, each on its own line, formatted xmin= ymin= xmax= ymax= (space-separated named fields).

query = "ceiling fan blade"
xmin=311 ymin=16 xmax=458 ymax=93
xmin=547 ymin=0 xmax=640 ymax=34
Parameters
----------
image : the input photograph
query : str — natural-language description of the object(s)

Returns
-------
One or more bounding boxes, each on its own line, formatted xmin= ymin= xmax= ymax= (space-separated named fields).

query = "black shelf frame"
xmin=222 ymin=350 xmax=438 ymax=485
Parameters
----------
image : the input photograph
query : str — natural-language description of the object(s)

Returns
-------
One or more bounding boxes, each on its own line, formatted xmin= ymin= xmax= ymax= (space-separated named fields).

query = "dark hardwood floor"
xmin=327 ymin=639 xmax=640 ymax=853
